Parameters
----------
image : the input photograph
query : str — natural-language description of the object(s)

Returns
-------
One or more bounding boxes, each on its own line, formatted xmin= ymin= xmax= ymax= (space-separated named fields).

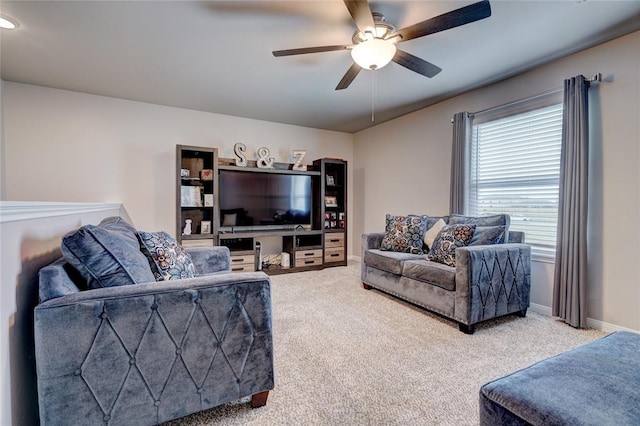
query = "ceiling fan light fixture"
xmin=0 ymin=15 xmax=19 ymax=30
xmin=351 ymin=38 xmax=396 ymax=70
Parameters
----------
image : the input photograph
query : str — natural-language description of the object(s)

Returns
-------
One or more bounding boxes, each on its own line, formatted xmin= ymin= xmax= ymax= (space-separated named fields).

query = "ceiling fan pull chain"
xmin=371 ymin=68 xmax=376 ymax=122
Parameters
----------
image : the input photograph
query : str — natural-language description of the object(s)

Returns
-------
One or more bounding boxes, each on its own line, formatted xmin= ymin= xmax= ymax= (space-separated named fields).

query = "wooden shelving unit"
xmin=176 ymin=145 xmax=218 ymax=246
xmin=314 ymin=158 xmax=348 ymax=268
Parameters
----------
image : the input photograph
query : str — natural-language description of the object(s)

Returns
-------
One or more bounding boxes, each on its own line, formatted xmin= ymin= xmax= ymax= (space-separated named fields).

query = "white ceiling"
xmin=1 ymin=1 xmax=639 ymax=133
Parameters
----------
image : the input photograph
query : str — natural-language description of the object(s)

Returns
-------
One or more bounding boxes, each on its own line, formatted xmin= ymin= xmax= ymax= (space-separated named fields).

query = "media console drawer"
xmin=324 ymin=233 xmax=345 ymax=248
xmin=230 ymin=252 xmax=255 ymax=273
xmin=324 ymin=247 xmax=345 ymax=263
xmin=294 ymin=257 xmax=323 ymax=268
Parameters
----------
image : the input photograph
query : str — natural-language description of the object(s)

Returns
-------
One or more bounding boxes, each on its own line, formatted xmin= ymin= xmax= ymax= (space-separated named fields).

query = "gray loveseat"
xmin=35 ymin=218 xmax=274 ymax=425
xmin=362 ymin=214 xmax=531 ymax=333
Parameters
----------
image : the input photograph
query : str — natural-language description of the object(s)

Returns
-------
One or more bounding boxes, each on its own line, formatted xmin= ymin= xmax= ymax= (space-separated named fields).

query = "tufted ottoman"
xmin=479 ymin=331 xmax=640 ymax=425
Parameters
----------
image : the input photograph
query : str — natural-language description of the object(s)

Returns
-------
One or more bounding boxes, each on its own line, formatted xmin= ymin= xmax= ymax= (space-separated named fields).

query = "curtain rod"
xmin=453 ymin=73 xmax=602 ymax=122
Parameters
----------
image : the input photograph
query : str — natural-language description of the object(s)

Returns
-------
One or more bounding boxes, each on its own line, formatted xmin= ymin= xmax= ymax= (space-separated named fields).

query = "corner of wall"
xmin=1 ymin=79 xmax=6 ymax=201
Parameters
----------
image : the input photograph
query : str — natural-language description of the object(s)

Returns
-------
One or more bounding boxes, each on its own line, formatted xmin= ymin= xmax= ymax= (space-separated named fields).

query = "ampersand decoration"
xmin=256 ymin=147 xmax=275 ymax=169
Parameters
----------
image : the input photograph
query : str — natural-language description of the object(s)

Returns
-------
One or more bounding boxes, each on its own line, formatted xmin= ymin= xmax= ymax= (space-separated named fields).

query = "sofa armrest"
xmin=362 ymin=233 xmax=385 ymax=251
xmin=454 ymin=243 xmax=531 ymax=326
xmin=34 ymin=271 xmax=273 ymax=425
xmin=186 ymin=246 xmax=231 ymax=275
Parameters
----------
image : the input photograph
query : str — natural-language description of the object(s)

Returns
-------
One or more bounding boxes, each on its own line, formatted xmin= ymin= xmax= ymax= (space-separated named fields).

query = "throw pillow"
xmin=448 ymin=214 xmax=510 ymax=243
xmin=137 ymin=231 xmax=197 ymax=281
xmin=380 ymin=214 xmax=428 ymax=255
xmin=423 ymin=218 xmax=446 ymax=250
xmin=61 ymin=217 xmax=156 ymax=290
xmin=469 ymin=225 xmax=506 ymax=246
xmin=427 ymin=224 xmax=476 ymax=267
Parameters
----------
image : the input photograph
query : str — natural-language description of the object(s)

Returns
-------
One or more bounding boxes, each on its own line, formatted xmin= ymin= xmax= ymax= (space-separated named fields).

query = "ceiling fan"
xmin=273 ymin=0 xmax=492 ymax=90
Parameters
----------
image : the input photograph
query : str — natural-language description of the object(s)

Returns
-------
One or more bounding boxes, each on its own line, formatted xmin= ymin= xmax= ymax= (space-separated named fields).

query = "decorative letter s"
xmin=234 ymin=143 xmax=247 ymax=167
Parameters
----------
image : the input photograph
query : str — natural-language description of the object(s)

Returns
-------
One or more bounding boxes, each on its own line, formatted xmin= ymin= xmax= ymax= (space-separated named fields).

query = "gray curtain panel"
xmin=553 ymin=75 xmax=589 ymax=328
xmin=450 ymin=112 xmax=471 ymax=214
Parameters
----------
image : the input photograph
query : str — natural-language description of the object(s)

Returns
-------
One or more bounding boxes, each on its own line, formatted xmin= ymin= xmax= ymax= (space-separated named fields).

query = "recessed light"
xmin=0 ymin=15 xmax=19 ymax=30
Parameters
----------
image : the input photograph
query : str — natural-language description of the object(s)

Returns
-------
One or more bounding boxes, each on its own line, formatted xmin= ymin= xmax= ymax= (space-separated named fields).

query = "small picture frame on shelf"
xmin=338 ymin=212 xmax=345 ymax=220
xmin=200 ymin=169 xmax=213 ymax=180
xmin=200 ymin=221 xmax=211 ymax=234
xmin=330 ymin=212 xmax=337 ymax=220
xmin=324 ymin=196 xmax=338 ymax=208
xmin=324 ymin=219 xmax=330 ymax=229
xmin=339 ymin=220 xmax=345 ymax=229
xmin=181 ymin=186 xmax=202 ymax=207
xmin=204 ymin=193 xmax=214 ymax=207
xmin=330 ymin=220 xmax=337 ymax=228
xmin=326 ymin=174 xmax=335 ymax=186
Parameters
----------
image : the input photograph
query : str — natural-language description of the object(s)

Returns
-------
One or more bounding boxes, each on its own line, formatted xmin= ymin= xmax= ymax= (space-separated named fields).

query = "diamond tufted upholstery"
xmin=362 ymin=228 xmax=531 ymax=333
xmin=35 ymin=247 xmax=274 ymax=425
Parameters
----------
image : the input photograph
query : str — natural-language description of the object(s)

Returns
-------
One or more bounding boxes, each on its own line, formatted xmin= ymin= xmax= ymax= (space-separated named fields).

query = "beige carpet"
xmin=166 ymin=262 xmax=604 ymax=426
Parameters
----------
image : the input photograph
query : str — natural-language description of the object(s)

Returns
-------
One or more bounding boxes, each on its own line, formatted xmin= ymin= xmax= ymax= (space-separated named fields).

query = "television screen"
xmin=219 ymin=170 xmax=312 ymax=229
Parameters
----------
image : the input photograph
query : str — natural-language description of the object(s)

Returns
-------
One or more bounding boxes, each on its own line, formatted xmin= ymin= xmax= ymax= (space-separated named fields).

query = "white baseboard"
xmin=528 ymin=303 xmax=639 ymax=333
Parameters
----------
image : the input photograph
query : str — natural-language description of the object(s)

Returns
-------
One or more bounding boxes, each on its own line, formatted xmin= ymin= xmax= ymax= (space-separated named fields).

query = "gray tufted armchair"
xmin=35 ymin=246 xmax=274 ymax=425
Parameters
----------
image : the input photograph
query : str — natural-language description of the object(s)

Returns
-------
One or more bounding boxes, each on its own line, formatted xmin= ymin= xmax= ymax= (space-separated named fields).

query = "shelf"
xmin=218 ymin=164 xmax=320 ymax=176
xmin=219 ymin=229 xmax=323 ymax=240
xmin=181 ymin=234 xmax=215 ymax=240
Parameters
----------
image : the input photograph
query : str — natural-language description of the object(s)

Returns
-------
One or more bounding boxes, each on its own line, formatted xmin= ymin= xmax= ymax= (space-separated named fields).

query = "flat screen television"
xmin=218 ymin=169 xmax=312 ymax=230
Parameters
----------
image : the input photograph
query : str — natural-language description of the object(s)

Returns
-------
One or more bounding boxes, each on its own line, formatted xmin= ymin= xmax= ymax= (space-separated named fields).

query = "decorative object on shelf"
xmin=325 ymin=195 xmax=338 ymax=208
xmin=200 ymin=169 xmax=213 ymax=180
xmin=181 ymin=168 xmax=190 ymax=178
xmin=326 ymin=174 xmax=335 ymax=186
xmin=183 ymin=219 xmax=192 ymax=235
xmin=256 ymin=147 xmax=275 ymax=169
xmin=204 ymin=193 xmax=214 ymax=207
xmin=234 ymin=142 xmax=248 ymax=167
xmin=201 ymin=220 xmax=211 ymax=234
xmin=181 ymin=186 xmax=202 ymax=207
xmin=292 ymin=150 xmax=307 ymax=171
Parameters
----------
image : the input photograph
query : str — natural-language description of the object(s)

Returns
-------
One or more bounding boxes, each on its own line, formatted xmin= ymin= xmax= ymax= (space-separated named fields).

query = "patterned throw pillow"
xmin=380 ymin=214 xmax=428 ymax=254
xmin=137 ymin=231 xmax=197 ymax=281
xmin=427 ymin=224 xmax=476 ymax=267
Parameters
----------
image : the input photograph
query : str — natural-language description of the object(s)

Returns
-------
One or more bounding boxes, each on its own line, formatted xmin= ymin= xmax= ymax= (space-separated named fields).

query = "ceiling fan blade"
xmin=273 ymin=45 xmax=349 ymax=57
xmin=344 ymin=0 xmax=375 ymax=34
xmin=335 ymin=63 xmax=362 ymax=90
xmin=391 ymin=0 xmax=491 ymax=42
xmin=392 ymin=49 xmax=442 ymax=78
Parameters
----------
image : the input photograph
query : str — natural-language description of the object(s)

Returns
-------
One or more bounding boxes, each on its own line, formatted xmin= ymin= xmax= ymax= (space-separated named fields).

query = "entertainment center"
xmin=176 ymin=145 xmax=347 ymax=274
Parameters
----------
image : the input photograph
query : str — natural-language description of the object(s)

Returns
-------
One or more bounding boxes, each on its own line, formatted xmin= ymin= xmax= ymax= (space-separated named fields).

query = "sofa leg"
xmin=518 ymin=308 xmax=528 ymax=318
xmin=362 ymin=283 xmax=371 ymax=290
xmin=459 ymin=323 xmax=475 ymax=334
xmin=251 ymin=391 xmax=269 ymax=408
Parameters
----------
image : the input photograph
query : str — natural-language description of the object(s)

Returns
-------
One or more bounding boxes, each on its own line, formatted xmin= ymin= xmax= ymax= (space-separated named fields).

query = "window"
xmin=468 ymin=103 xmax=563 ymax=260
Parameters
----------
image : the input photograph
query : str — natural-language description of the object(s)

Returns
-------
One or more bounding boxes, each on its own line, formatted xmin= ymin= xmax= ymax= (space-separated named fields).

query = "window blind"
xmin=469 ymin=103 xmax=563 ymax=259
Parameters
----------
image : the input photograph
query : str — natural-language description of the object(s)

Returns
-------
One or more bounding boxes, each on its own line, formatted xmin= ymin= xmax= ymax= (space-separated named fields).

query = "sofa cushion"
xmin=402 ymin=260 xmax=456 ymax=291
xmin=364 ymin=249 xmax=424 ymax=275
xmin=449 ymin=214 xmax=510 ymax=243
xmin=427 ymin=224 xmax=476 ymax=267
xmin=138 ymin=231 xmax=197 ymax=281
xmin=469 ymin=226 xmax=506 ymax=246
xmin=61 ymin=217 xmax=155 ymax=289
xmin=380 ymin=214 xmax=428 ymax=255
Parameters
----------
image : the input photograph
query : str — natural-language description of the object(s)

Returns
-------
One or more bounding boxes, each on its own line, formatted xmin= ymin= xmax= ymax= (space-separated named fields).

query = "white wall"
xmin=354 ymin=30 xmax=640 ymax=332
xmin=2 ymin=83 xmax=355 ymax=256
xmin=1 ymin=79 xmax=6 ymax=200
xmin=0 ymin=202 xmax=125 ymax=426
